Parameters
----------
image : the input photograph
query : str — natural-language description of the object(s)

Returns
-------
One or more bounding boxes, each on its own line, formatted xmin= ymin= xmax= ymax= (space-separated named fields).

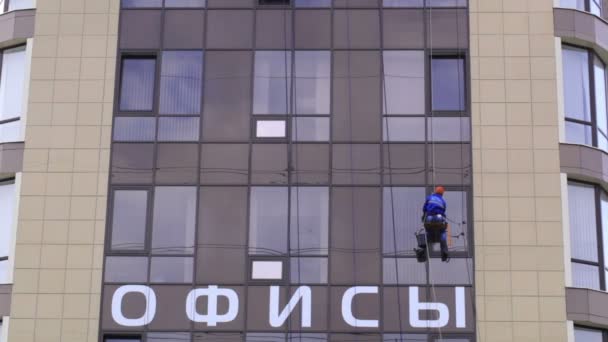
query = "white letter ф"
xmin=341 ymin=286 xmax=379 ymax=328
xmin=186 ymin=286 xmax=239 ymax=327
xmin=269 ymin=286 xmax=312 ymax=328
xmin=409 ymin=286 xmax=449 ymax=328
xmin=112 ymin=285 xmax=157 ymax=327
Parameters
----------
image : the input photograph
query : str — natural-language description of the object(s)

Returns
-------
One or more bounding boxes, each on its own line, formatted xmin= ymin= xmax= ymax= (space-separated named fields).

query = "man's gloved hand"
xmin=421 ymin=214 xmax=425 ymax=223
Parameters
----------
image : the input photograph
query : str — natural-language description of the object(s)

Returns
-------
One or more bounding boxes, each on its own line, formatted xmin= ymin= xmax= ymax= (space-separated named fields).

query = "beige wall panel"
xmin=8 ymin=0 xmax=118 ymax=340
xmin=470 ymin=0 xmax=568 ymax=341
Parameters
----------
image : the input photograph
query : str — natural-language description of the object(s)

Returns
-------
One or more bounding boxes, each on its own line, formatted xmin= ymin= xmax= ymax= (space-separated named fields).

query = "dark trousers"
xmin=417 ymin=225 xmax=449 ymax=256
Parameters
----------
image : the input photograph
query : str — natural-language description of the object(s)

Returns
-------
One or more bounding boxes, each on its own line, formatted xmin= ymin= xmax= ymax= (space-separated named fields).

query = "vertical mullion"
xmin=589 ymin=50 xmax=599 ymax=148
xmin=595 ymin=187 xmax=606 ymax=290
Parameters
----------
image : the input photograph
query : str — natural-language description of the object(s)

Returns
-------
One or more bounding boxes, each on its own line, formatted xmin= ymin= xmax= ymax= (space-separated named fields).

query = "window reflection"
xmin=159 ymin=51 xmax=203 ymax=115
xmin=111 ymin=190 xmax=148 ymax=251
xmin=574 ymin=327 xmax=604 ymax=342
xmin=254 ymin=51 xmax=292 ymax=115
xmin=152 ymin=187 xmax=197 ymax=254
xmin=383 ymin=51 xmax=425 ymax=115
xmin=113 ymin=117 xmax=156 ymax=141
xmin=119 ymin=57 xmax=156 ymax=111
xmin=290 ymin=187 xmax=329 ymax=255
xmin=295 ymin=51 xmax=330 ymax=115
xmin=431 ymin=56 xmax=465 ymax=111
xmin=249 ymin=187 xmax=289 ymax=255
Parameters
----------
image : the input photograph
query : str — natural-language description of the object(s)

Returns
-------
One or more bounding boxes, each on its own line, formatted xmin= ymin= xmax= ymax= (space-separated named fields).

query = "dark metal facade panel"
xmin=0 ymin=9 xmax=35 ymax=48
xmin=555 ymin=8 xmax=608 ymax=62
xmin=567 ymin=287 xmax=608 ymax=328
xmin=0 ymin=142 xmax=24 ymax=174
xmin=559 ymin=143 xmax=608 ymax=191
xmin=0 ymin=284 xmax=11 ymax=317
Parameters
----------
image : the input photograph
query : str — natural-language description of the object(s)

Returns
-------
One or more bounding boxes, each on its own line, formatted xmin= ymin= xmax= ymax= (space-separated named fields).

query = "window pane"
xmin=383 ymin=258 xmax=426 ymax=284
xmin=290 ymin=187 xmax=329 ymax=255
xmin=0 ymin=46 xmax=27 ymax=121
xmin=106 ymin=338 xmax=142 ymax=342
xmin=383 ymin=117 xmax=425 ymax=141
xmin=566 ymin=121 xmax=592 ymax=145
xmin=295 ymin=51 xmax=330 ymax=115
xmin=249 ymin=187 xmax=288 ymax=255
xmin=292 ymin=117 xmax=329 ymax=141
xmin=383 ymin=187 xmax=426 ymax=256
xmin=7 ymin=0 xmax=35 ymax=10
xmin=572 ymin=262 xmax=601 ymax=289
xmin=104 ymin=256 xmax=148 ymax=282
xmin=122 ymin=0 xmax=162 ymax=7
xmin=0 ymin=119 xmax=21 ymax=143
xmin=574 ymin=327 xmax=603 ymax=342
xmin=290 ymin=257 xmax=328 ymax=283
xmin=246 ymin=334 xmax=284 ymax=342
xmin=194 ymin=333 xmax=242 ymax=342
xmin=295 ymin=0 xmax=330 ymax=6
xmin=256 ymin=120 xmax=286 ymax=138
xmin=429 ymin=258 xmax=473 ymax=284
xmin=591 ymin=1 xmax=602 ymax=15
xmin=568 ymin=182 xmax=599 ymax=262
xmin=595 ymin=57 xmax=608 ymax=140
xmin=165 ymin=0 xmax=206 ymax=6
xmin=158 ymin=117 xmax=200 ymax=141
xmin=431 ymin=57 xmax=465 ymax=111
xmin=159 ymin=51 xmax=203 ymax=115
xmin=560 ymin=0 xmax=585 ymax=10
xmin=288 ymin=334 xmax=328 ymax=342
xmin=384 ymin=335 xmax=427 ymax=342
xmin=0 ymin=180 xmax=15 ymax=262
xmin=150 ymin=257 xmax=193 ymax=283
xmin=562 ymin=46 xmax=591 ymax=121
xmin=111 ymin=190 xmax=147 ymax=251
xmin=253 ymin=51 xmax=292 ymax=115
xmin=152 ymin=187 xmax=196 ymax=254
xmin=383 ymin=0 xmax=424 ymax=7
xmin=148 ymin=333 xmax=190 ymax=342
xmin=428 ymin=117 xmax=471 ymax=141
xmin=428 ymin=0 xmax=467 ymax=6
xmin=443 ymin=191 xmax=469 ymax=252
xmin=113 ymin=117 xmax=156 ymax=141
xmin=119 ymin=58 xmax=156 ymax=111
xmin=383 ymin=51 xmax=425 ymax=115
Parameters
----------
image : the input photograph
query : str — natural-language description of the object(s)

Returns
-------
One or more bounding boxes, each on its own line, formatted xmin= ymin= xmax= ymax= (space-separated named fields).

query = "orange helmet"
xmin=434 ymin=186 xmax=445 ymax=195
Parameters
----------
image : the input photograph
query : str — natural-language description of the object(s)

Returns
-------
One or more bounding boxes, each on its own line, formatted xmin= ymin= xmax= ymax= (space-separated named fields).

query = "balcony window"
xmin=568 ymin=181 xmax=608 ymax=291
xmin=562 ymin=45 xmax=608 ymax=151
xmin=560 ymin=0 xmax=602 ymax=16
xmin=1 ymin=0 xmax=34 ymax=12
xmin=0 ymin=45 xmax=26 ymax=143
xmin=574 ymin=326 xmax=606 ymax=342
xmin=0 ymin=179 xmax=15 ymax=284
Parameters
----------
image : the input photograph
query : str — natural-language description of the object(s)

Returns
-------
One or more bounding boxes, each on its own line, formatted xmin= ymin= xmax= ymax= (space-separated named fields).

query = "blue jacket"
xmin=423 ymin=193 xmax=447 ymax=217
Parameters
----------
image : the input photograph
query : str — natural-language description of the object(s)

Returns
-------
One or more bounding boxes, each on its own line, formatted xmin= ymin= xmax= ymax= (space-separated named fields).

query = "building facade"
xmin=0 ymin=0 xmax=606 ymax=341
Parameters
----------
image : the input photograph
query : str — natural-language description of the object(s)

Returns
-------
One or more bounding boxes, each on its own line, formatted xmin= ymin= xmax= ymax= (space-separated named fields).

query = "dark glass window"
xmin=295 ymin=0 xmax=330 ymax=6
xmin=249 ymin=187 xmax=288 ymax=255
xmin=110 ymin=190 xmax=148 ymax=251
xmin=150 ymin=257 xmax=193 ymax=283
xmin=292 ymin=117 xmax=329 ymax=141
xmin=119 ymin=57 xmax=156 ymax=112
xmin=383 ymin=51 xmax=425 ymax=115
xmin=290 ymin=187 xmax=329 ymax=255
xmin=104 ymin=256 xmax=148 ymax=282
xmin=159 ymin=51 xmax=203 ymax=115
xmin=105 ymin=338 xmax=142 ymax=342
xmin=431 ymin=56 xmax=465 ymax=111
xmin=253 ymin=51 xmax=292 ymax=115
xmin=152 ymin=187 xmax=197 ymax=254
xmin=259 ymin=0 xmax=290 ymax=4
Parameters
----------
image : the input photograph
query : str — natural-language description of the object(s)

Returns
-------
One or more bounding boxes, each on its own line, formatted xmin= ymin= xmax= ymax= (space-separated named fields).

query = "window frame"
xmin=0 ymin=177 xmax=15 ymax=285
xmin=568 ymin=180 xmax=608 ymax=291
xmin=0 ymin=43 xmax=27 ymax=143
xmin=563 ymin=44 xmax=608 ymax=149
xmin=117 ymin=53 xmax=159 ymax=114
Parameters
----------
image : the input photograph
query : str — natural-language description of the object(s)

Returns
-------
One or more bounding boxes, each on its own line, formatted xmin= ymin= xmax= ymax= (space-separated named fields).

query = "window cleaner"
xmin=415 ymin=186 xmax=450 ymax=263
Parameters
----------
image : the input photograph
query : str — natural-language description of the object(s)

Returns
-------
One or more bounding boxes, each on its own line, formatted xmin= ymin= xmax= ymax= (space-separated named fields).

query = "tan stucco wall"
xmin=470 ymin=0 xmax=569 ymax=341
xmin=7 ymin=0 xmax=118 ymax=340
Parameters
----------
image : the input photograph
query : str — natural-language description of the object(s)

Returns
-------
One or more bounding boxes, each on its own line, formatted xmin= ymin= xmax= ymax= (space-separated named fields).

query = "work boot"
xmin=415 ymin=248 xmax=427 ymax=263
xmin=441 ymin=252 xmax=450 ymax=262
